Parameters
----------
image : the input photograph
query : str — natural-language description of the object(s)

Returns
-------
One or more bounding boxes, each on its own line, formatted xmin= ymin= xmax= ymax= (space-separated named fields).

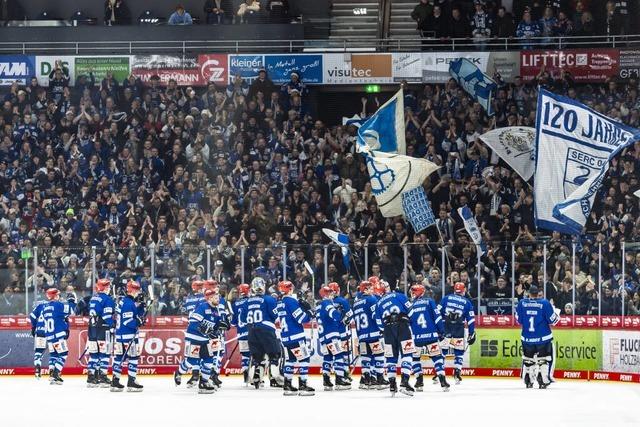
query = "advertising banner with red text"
xmin=131 ymin=54 xmax=227 ymax=86
xmin=520 ymin=49 xmax=619 ymax=82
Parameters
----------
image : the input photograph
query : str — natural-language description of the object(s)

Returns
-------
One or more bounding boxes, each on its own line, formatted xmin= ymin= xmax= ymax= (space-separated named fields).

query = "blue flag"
xmin=322 ymin=228 xmax=351 ymax=271
xmin=457 ymin=206 xmax=486 ymax=256
xmin=401 ymin=187 xmax=435 ymax=233
xmin=449 ymin=58 xmax=497 ymax=116
xmin=356 ymin=89 xmax=406 ymax=154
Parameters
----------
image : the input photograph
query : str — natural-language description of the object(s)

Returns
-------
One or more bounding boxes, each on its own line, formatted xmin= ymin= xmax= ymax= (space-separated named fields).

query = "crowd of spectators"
xmin=411 ymin=0 xmax=639 ymax=44
xmin=0 ymin=0 xmax=291 ymax=25
xmin=0 ymin=53 xmax=640 ymax=318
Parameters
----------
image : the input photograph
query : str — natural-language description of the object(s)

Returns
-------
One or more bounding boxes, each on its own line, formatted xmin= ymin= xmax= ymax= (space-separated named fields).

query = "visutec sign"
xmin=324 ymin=53 xmax=393 ymax=84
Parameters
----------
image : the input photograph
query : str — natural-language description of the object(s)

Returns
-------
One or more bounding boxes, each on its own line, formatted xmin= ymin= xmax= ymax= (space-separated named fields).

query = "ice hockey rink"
xmin=1 ymin=376 xmax=638 ymax=427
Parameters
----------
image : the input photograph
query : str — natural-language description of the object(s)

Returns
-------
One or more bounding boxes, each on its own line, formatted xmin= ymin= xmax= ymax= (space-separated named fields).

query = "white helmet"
xmin=251 ymin=277 xmax=266 ymax=295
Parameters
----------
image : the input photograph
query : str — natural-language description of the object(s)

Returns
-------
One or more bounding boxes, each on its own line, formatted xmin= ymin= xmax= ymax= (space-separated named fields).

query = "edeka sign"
xmin=324 ymin=53 xmax=392 ymax=84
xmin=470 ymin=329 xmax=601 ymax=371
xmin=74 ymin=56 xmax=130 ymax=85
xmin=228 ymin=55 xmax=264 ymax=84
xmin=602 ymin=330 xmax=640 ymax=373
xmin=265 ymin=54 xmax=322 ymax=84
xmin=0 ymin=55 xmax=36 ymax=85
xmin=520 ymin=49 xmax=619 ymax=82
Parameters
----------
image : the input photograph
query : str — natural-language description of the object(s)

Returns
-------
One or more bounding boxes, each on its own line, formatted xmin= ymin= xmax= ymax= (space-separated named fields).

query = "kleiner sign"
xmin=0 ymin=55 xmax=36 ymax=85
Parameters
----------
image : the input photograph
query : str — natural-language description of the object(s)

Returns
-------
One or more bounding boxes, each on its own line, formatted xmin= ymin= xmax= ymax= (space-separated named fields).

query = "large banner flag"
xmin=449 ymin=58 xmax=497 ymax=116
xmin=365 ymin=151 xmax=439 ymax=217
xmin=479 ymin=127 xmax=535 ymax=181
xmin=534 ymin=89 xmax=640 ymax=234
xmin=356 ymin=89 xmax=406 ymax=154
xmin=457 ymin=206 xmax=486 ymax=256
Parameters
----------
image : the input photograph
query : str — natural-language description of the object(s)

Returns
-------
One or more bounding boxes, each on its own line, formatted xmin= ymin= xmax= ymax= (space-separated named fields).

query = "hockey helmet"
xmin=95 ymin=279 xmax=111 ymax=293
xmin=410 ymin=284 xmax=426 ymax=299
xmin=251 ymin=277 xmax=266 ymax=294
xmin=327 ymin=282 xmax=340 ymax=295
xmin=203 ymin=279 xmax=219 ymax=291
xmin=127 ymin=280 xmax=142 ymax=295
xmin=358 ymin=280 xmax=372 ymax=293
xmin=278 ymin=280 xmax=294 ymax=294
xmin=45 ymin=287 xmax=60 ymax=301
xmin=191 ymin=280 xmax=204 ymax=293
xmin=319 ymin=285 xmax=334 ymax=299
xmin=237 ymin=283 xmax=251 ymax=297
xmin=454 ymin=282 xmax=466 ymax=295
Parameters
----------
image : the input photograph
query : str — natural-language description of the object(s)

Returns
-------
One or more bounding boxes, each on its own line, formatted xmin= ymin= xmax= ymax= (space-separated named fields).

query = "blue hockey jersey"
xmin=246 ymin=294 xmax=278 ymax=331
xmin=276 ymin=295 xmax=310 ymax=345
xmin=375 ymin=291 xmax=412 ymax=329
xmin=183 ymin=292 xmax=204 ymax=315
xmin=409 ymin=297 xmax=444 ymax=344
xmin=352 ymin=294 xmax=380 ymax=342
xmin=89 ymin=292 xmax=115 ymax=329
xmin=29 ymin=301 xmax=47 ymax=336
xmin=439 ymin=293 xmax=476 ymax=336
xmin=515 ymin=298 xmax=559 ymax=344
xmin=231 ymin=297 xmax=249 ymax=339
xmin=333 ymin=295 xmax=353 ymax=332
xmin=316 ymin=299 xmax=342 ymax=343
xmin=42 ymin=300 xmax=75 ymax=342
xmin=115 ymin=295 xmax=145 ymax=341
xmin=185 ymin=300 xmax=223 ymax=343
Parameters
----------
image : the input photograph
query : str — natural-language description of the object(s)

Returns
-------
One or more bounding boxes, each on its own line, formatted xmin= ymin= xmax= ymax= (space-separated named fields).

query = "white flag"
xmin=480 ymin=127 xmax=535 ymax=181
xmin=534 ymin=89 xmax=640 ymax=234
xmin=366 ymin=151 xmax=439 ymax=217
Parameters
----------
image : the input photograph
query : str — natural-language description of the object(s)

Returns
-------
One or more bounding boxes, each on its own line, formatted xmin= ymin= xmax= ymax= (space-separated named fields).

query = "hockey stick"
xmin=223 ymin=340 xmax=240 ymax=376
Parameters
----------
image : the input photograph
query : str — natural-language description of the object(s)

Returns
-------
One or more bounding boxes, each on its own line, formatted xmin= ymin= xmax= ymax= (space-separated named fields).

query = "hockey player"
xmin=111 ymin=280 xmax=146 ymax=392
xmin=87 ymin=279 xmax=116 ymax=388
xmin=276 ymin=280 xmax=314 ymax=396
xmin=515 ymin=285 xmax=559 ymax=389
xmin=230 ymin=283 xmax=251 ymax=384
xmin=42 ymin=287 xmax=76 ymax=385
xmin=408 ymin=284 xmax=450 ymax=392
xmin=317 ymin=285 xmax=350 ymax=391
xmin=246 ymin=277 xmax=282 ymax=388
xmin=174 ymin=288 xmax=225 ymax=393
xmin=375 ymin=280 xmax=415 ymax=396
xmin=352 ymin=280 xmax=385 ymax=390
xmin=182 ymin=280 xmax=205 ymax=388
xmin=439 ymin=282 xmax=476 ymax=384
xmin=204 ymin=279 xmax=228 ymax=388
xmin=29 ymin=298 xmax=47 ymax=379
xmin=327 ymin=282 xmax=353 ymax=384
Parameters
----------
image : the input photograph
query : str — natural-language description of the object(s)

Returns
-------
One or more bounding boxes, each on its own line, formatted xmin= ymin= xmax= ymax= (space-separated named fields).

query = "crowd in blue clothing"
xmin=0 ymin=50 xmax=639 ymax=318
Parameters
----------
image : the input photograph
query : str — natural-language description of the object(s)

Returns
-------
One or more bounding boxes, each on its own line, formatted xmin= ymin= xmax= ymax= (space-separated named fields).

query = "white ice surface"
xmin=1 ymin=375 xmax=639 ymax=427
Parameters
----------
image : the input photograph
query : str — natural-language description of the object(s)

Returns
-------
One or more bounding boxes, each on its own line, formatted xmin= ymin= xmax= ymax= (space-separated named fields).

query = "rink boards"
xmin=0 ymin=316 xmax=638 ymax=382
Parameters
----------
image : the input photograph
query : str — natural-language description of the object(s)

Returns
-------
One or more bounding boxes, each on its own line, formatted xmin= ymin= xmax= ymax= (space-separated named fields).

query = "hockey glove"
xmin=66 ymin=292 xmax=77 ymax=305
xmin=467 ymin=332 xmax=476 ymax=346
xmin=135 ymin=293 xmax=146 ymax=305
xmin=217 ymin=319 xmax=231 ymax=332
